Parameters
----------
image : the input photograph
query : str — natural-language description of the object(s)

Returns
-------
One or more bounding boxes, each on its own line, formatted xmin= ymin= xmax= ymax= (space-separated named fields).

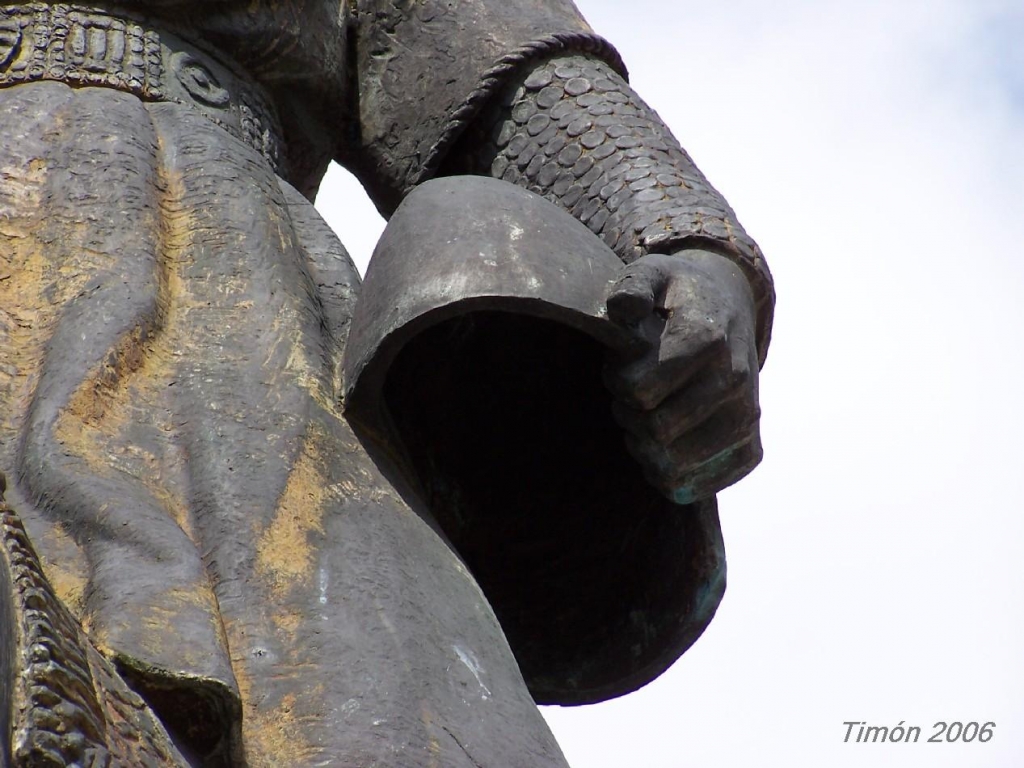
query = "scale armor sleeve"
xmin=443 ymin=54 xmax=774 ymax=364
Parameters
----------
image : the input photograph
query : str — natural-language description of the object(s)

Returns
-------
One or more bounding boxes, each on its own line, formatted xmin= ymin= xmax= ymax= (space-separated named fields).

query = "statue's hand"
xmin=605 ymin=250 xmax=762 ymax=504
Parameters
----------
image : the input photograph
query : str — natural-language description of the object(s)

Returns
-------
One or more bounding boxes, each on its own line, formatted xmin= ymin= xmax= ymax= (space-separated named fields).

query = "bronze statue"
xmin=0 ymin=1 xmax=773 ymax=765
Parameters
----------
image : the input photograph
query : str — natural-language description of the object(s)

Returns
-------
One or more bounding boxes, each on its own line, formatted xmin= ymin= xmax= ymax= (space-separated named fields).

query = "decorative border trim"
xmin=0 ymin=3 xmax=282 ymax=169
xmin=1 ymin=505 xmax=110 ymax=767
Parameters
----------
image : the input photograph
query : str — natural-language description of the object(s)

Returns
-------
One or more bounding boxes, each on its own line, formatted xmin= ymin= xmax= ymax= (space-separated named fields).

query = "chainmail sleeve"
xmin=442 ymin=54 xmax=774 ymax=365
xmin=342 ymin=0 xmax=624 ymax=213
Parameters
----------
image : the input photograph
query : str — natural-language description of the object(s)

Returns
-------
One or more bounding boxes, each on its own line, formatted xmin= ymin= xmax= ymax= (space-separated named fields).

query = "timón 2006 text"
xmin=843 ymin=721 xmax=995 ymax=744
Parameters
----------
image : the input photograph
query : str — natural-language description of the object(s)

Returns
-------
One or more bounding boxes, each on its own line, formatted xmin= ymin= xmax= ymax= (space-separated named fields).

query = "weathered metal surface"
xmin=445 ymin=52 xmax=773 ymax=364
xmin=0 ymin=0 xmax=771 ymax=764
xmin=344 ymin=174 xmax=637 ymax=439
xmin=344 ymin=175 xmax=728 ymax=705
xmin=1 ymin=482 xmax=191 ymax=767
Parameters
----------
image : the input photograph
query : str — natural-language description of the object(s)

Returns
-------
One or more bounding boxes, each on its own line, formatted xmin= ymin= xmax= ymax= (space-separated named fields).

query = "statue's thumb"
xmin=607 ymin=263 xmax=659 ymax=326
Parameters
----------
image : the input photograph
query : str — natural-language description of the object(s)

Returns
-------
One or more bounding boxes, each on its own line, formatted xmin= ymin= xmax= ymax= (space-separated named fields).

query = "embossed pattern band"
xmin=0 ymin=3 xmax=281 ymax=168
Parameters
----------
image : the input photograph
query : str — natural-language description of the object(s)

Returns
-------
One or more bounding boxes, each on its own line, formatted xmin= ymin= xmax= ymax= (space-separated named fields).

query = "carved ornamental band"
xmin=0 ymin=3 xmax=282 ymax=167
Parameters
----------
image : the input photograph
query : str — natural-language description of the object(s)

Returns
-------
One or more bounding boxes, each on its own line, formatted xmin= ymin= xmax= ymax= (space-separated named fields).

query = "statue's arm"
xmin=441 ymin=54 xmax=774 ymax=502
xmin=340 ymin=3 xmax=772 ymax=701
xmin=341 ymin=2 xmax=772 ymax=501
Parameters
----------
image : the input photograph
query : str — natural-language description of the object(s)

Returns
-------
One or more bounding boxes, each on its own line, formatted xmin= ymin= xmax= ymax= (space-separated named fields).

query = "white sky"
xmin=315 ymin=1 xmax=1024 ymax=765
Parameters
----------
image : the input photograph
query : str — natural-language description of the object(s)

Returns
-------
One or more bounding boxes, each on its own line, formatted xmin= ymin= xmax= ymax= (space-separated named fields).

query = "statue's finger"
xmin=667 ymin=436 xmax=762 ymax=505
xmin=610 ymin=368 xmax=744 ymax=445
xmin=605 ymin=320 xmax=729 ymax=411
xmin=623 ymin=400 xmax=761 ymax=499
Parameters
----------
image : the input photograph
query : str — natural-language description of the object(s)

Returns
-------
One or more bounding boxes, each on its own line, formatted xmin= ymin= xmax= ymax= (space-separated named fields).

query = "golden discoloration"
xmin=0 ymin=243 xmax=88 ymax=441
xmin=52 ymin=397 xmax=199 ymax=544
xmin=152 ymin=163 xmax=208 ymax=365
xmin=228 ymin=629 xmax=252 ymax=675
xmin=44 ymin=561 xmax=89 ymax=617
xmin=255 ymin=423 xmax=334 ymax=595
xmin=134 ymin=586 xmax=225 ymax=669
xmin=44 ymin=160 xmax=204 ymax=539
xmin=83 ymin=618 xmax=111 ymax=657
xmin=0 ymin=156 xmax=47 ymax=222
xmin=266 ymin=299 xmax=337 ymax=412
xmin=231 ymin=656 xmax=322 ymax=768
xmin=53 ymin=397 xmax=128 ymax=479
xmin=160 ymin=482 xmax=197 ymax=544
xmin=31 ymin=523 xmax=90 ymax=618
xmin=64 ymin=324 xmax=152 ymax=427
xmin=421 ymin=706 xmax=442 ymax=768
xmin=271 ymin=608 xmax=303 ymax=637
xmin=246 ymin=690 xmax=324 ymax=767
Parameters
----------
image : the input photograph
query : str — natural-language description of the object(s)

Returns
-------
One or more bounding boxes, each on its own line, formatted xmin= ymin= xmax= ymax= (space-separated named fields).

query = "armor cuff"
xmin=442 ymin=53 xmax=774 ymax=365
